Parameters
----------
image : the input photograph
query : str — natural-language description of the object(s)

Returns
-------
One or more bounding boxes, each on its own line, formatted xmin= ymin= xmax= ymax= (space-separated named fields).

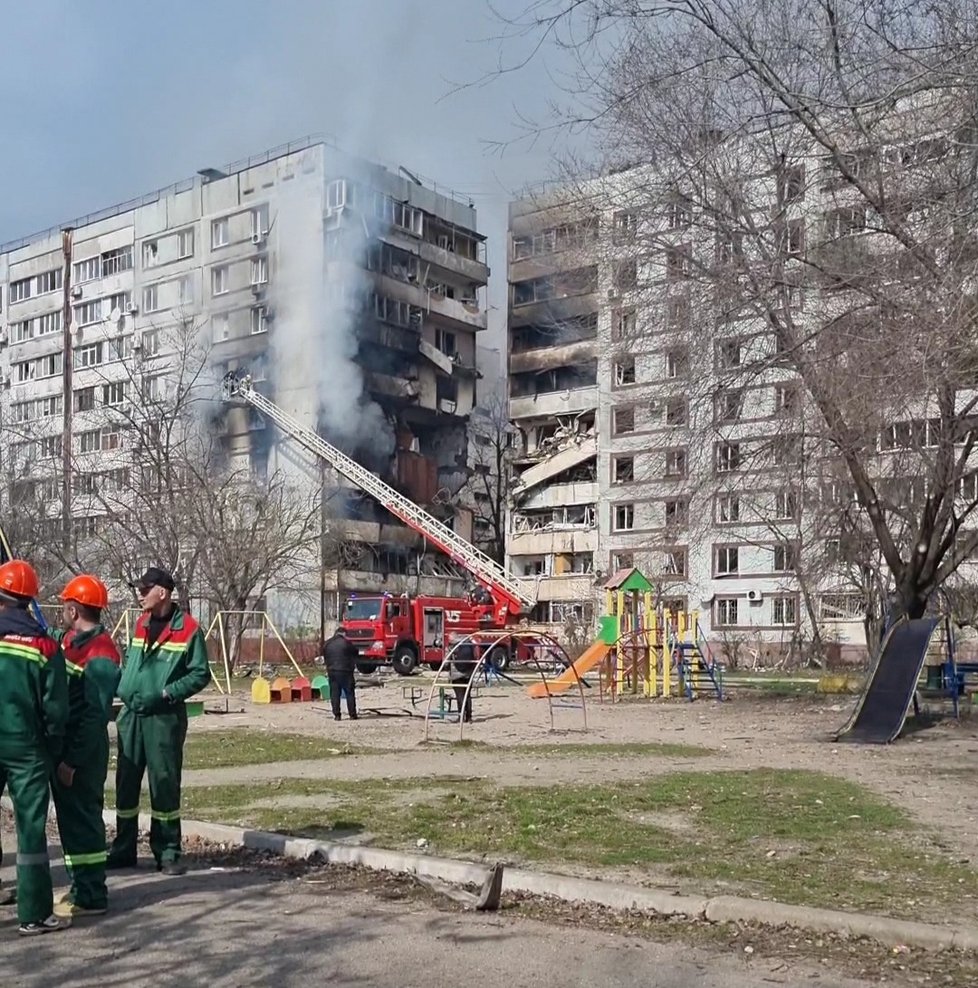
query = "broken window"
xmin=716 ymin=232 xmax=744 ymax=265
xmin=665 ymin=397 xmax=687 ymax=427
xmin=614 ymin=503 xmax=635 ymax=531
xmin=775 ymin=490 xmax=798 ymax=520
xmin=664 ymin=498 xmax=689 ymax=528
xmin=665 ymin=244 xmax=692 ymax=280
xmin=715 ymin=546 xmax=739 ymax=575
xmin=436 ymin=376 xmax=459 ymax=406
xmin=613 ymin=456 xmax=635 ymax=484
xmin=717 ymin=339 xmax=743 ymax=370
xmin=716 ymin=442 xmax=741 ymax=473
xmin=611 ymin=307 xmax=637 ymax=340
xmin=665 ymin=348 xmax=689 ymax=379
xmin=717 ymin=389 xmax=743 ymax=423
xmin=778 ymin=164 xmax=806 ymax=204
xmin=772 ymin=433 xmax=802 ymax=465
xmin=774 ymin=384 xmax=799 ymax=416
xmin=613 ymin=210 xmax=637 ymax=243
xmin=666 ymin=295 xmax=690 ymax=329
xmin=613 ymin=407 xmax=635 ymax=435
xmin=611 ymin=551 xmax=634 ymax=571
xmin=662 ymin=548 xmax=687 ymax=577
xmin=773 ymin=543 xmax=797 ymax=572
xmin=665 ymin=198 xmax=692 ymax=230
xmin=613 ymin=259 xmax=638 ymax=292
xmin=435 ymin=329 xmax=457 ymax=357
xmin=614 ymin=356 xmax=636 ymax=386
xmin=824 ymin=205 xmax=867 ymax=238
xmin=664 ymin=448 xmax=687 ymax=478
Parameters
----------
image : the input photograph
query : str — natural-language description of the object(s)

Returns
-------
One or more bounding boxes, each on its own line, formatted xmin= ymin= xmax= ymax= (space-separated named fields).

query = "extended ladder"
xmin=221 ymin=373 xmax=534 ymax=616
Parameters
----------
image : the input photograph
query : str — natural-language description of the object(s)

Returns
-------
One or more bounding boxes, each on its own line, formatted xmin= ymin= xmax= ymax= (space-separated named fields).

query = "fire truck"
xmin=222 ymin=373 xmax=537 ymax=674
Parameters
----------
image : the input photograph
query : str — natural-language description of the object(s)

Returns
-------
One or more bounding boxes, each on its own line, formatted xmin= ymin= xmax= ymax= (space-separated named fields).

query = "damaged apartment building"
xmin=0 ymin=138 xmax=489 ymax=628
xmin=506 ymin=195 xmax=600 ymax=625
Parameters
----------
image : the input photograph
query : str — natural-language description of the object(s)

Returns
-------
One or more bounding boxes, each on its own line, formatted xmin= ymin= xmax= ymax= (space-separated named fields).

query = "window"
xmin=775 ymin=490 xmax=797 ymax=520
xmin=326 ymin=179 xmax=347 ymax=211
xmin=774 ymin=384 xmax=799 ymax=416
xmin=74 ymin=300 xmax=102 ymax=326
xmin=436 ymin=375 xmax=459 ymax=405
xmin=716 ymin=232 xmax=744 ymax=265
xmin=74 ymin=387 xmax=96 ymax=412
xmin=250 ymin=256 xmax=268 ymax=286
xmin=252 ymin=204 xmax=270 ymax=238
xmin=143 ymin=241 xmax=159 ymax=267
xmin=143 ymin=285 xmax=160 ymax=312
xmin=211 ymin=217 xmax=230 ymax=248
xmin=37 ymin=353 xmax=63 ymax=379
xmin=612 ymin=210 xmax=636 ymax=242
xmin=773 ymin=434 xmax=802 ymax=465
xmin=664 ymin=498 xmax=688 ymax=527
xmin=665 ymin=397 xmax=687 ymax=427
xmin=613 ymin=455 xmax=634 ymax=484
xmin=435 ymin=329 xmax=456 ymax=356
xmin=715 ymin=598 xmax=739 ymax=627
xmin=178 ymin=275 xmax=193 ymax=305
xmin=38 ymin=395 xmax=62 ymax=418
xmin=717 ymin=339 xmax=742 ymax=369
xmin=664 ymin=448 xmax=687 ymax=478
xmin=107 ymin=334 xmax=129 ymax=361
xmin=142 ymin=375 xmax=163 ymax=401
xmin=212 ymin=312 xmax=230 ymax=341
xmin=613 ymin=406 xmax=635 ymax=435
xmin=611 ymin=551 xmax=634 ymax=571
xmin=784 ymin=219 xmax=805 ymax=258
xmin=665 ymin=198 xmax=692 ymax=230
xmin=614 ymin=503 xmax=635 ymax=531
xmin=663 ymin=549 xmax=687 ymax=577
xmin=666 ymin=295 xmax=690 ymax=329
xmin=11 ymin=320 xmax=33 ymax=344
xmin=773 ymin=596 xmax=797 ymax=626
xmin=717 ymin=389 xmax=743 ymax=422
xmin=101 ymin=429 xmax=121 ymax=452
xmin=40 ymin=435 xmax=62 ymax=460
xmin=103 ymin=382 xmax=126 ymax=406
xmin=716 ymin=546 xmax=739 ymax=575
xmin=250 ymin=306 xmax=268 ymax=335
xmin=73 ymin=256 xmax=101 ymax=283
xmin=716 ymin=442 xmax=741 ymax=473
xmin=717 ymin=495 xmax=740 ymax=522
xmin=614 ymin=356 xmax=636 ymax=386
xmin=14 ymin=360 xmax=35 ymax=383
xmin=611 ymin=308 xmax=637 ymax=340
xmin=177 ymin=229 xmax=194 ymax=259
xmin=665 ymin=244 xmax=692 ymax=280
xmin=773 ymin=543 xmax=797 ymax=572
xmin=101 ymin=245 xmax=133 ymax=276
xmin=212 ymin=266 xmax=229 ymax=296
xmin=778 ymin=164 xmax=806 ymax=204
xmin=74 ymin=343 xmax=104 ymax=368
xmin=141 ymin=329 xmax=162 ymax=356
xmin=79 ymin=430 xmax=100 ymax=454
xmin=36 ymin=269 xmax=62 ymax=294
xmin=819 ymin=594 xmax=863 ymax=621
xmin=613 ymin=259 xmax=638 ymax=292
xmin=665 ymin=348 xmax=689 ymax=378
xmin=9 ymin=277 xmax=32 ymax=303
xmin=824 ymin=205 xmax=867 ymax=238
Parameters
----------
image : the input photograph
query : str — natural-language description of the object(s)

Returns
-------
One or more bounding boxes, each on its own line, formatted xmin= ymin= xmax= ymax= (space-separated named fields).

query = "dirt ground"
xmin=188 ymin=675 xmax=978 ymax=869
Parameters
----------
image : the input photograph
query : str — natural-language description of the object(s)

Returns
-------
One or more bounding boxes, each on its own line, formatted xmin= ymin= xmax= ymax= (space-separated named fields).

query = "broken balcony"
xmin=509 ymin=361 xmax=598 ymax=420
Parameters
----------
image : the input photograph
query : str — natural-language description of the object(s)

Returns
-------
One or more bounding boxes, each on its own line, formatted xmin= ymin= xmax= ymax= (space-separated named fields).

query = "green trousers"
xmin=0 ymin=751 xmax=54 ymax=924
xmin=110 ymin=707 xmax=188 ymax=866
xmin=52 ymin=736 xmax=110 ymax=909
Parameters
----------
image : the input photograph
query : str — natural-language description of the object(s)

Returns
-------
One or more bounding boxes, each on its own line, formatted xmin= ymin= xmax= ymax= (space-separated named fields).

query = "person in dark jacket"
xmin=449 ymin=642 xmax=480 ymax=724
xmin=322 ymin=630 xmax=358 ymax=720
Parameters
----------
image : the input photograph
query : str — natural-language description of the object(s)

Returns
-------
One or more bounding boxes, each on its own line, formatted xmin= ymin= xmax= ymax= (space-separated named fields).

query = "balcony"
xmin=517 ymin=574 xmax=597 ymax=603
xmin=520 ymin=481 xmax=598 ymax=510
xmin=509 ymin=386 xmax=598 ymax=423
xmin=509 ymin=339 xmax=598 ymax=375
xmin=508 ymin=529 xmax=597 ymax=556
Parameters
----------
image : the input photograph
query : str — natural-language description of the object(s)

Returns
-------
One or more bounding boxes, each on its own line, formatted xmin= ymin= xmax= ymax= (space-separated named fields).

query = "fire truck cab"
xmin=340 ymin=590 xmax=508 ymax=675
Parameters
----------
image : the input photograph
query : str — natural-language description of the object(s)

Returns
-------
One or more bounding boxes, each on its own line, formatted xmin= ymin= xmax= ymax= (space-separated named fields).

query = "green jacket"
xmin=0 ymin=607 xmax=68 ymax=759
xmin=53 ymin=624 xmax=122 ymax=770
xmin=117 ymin=606 xmax=211 ymax=715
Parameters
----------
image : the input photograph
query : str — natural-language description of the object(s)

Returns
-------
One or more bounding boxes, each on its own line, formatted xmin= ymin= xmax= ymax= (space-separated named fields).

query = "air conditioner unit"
xmin=746 ymin=589 xmax=763 ymax=603
xmin=250 ymin=283 xmax=264 ymax=296
xmin=0 ymin=374 xmax=10 ymax=388
xmin=70 ymin=286 xmax=83 ymax=299
xmin=131 ymin=338 xmax=142 ymax=352
xmin=127 ymin=304 xmax=139 ymax=315
xmin=0 ymin=330 xmax=8 ymax=347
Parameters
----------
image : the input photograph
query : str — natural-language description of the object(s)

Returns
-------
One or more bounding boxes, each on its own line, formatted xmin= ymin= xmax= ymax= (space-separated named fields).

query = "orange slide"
xmin=527 ymin=640 xmax=610 ymax=698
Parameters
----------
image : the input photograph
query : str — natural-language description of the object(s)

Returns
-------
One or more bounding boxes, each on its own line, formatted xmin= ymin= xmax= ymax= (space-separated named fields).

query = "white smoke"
xmin=269 ymin=169 xmax=393 ymax=457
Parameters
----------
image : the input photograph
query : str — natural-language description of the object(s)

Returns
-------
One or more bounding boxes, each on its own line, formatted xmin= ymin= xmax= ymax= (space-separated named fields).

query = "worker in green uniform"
xmin=51 ymin=574 xmax=121 ymax=919
xmin=0 ymin=559 xmax=69 ymax=936
xmin=108 ymin=568 xmax=210 ymax=875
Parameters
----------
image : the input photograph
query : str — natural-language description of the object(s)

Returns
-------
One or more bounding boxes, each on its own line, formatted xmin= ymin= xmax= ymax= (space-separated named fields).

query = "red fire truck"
xmin=223 ymin=374 xmax=537 ymax=674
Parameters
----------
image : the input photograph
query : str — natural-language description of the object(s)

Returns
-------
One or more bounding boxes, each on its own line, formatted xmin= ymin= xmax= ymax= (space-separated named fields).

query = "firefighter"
xmin=322 ymin=628 xmax=358 ymax=720
xmin=51 ymin=574 xmax=121 ymax=919
xmin=0 ymin=559 xmax=69 ymax=936
xmin=107 ymin=568 xmax=209 ymax=875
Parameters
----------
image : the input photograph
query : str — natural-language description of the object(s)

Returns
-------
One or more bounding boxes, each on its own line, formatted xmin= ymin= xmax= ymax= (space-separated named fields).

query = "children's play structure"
xmin=837 ymin=614 xmax=978 ymax=743
xmin=526 ymin=568 xmax=724 ymax=703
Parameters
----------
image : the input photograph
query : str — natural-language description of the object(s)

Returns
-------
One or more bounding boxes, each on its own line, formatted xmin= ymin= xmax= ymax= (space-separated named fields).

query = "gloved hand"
xmin=56 ymin=762 xmax=75 ymax=788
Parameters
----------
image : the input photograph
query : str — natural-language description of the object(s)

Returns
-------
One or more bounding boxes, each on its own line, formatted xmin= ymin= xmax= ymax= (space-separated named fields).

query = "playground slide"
xmin=527 ymin=640 xmax=610 ymax=699
xmin=835 ymin=617 xmax=940 ymax=744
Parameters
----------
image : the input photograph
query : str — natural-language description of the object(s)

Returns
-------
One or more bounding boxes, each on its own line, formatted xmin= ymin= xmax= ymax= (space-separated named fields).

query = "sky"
xmin=0 ymin=0 xmax=582 ymax=357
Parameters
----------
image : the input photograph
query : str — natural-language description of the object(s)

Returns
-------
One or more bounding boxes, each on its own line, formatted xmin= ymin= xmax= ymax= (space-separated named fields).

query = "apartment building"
xmin=506 ymin=193 xmax=600 ymax=627
xmin=0 ymin=138 xmax=490 ymax=629
xmin=507 ymin=124 xmax=972 ymax=658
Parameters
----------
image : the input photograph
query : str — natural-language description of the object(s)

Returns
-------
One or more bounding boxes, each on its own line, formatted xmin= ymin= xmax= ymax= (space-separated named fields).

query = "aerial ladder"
xmin=221 ymin=372 xmax=536 ymax=618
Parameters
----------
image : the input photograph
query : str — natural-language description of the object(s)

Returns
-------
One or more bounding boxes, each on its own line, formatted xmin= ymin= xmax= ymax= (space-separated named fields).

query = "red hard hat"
xmin=61 ymin=574 xmax=110 ymax=609
xmin=0 ymin=559 xmax=40 ymax=600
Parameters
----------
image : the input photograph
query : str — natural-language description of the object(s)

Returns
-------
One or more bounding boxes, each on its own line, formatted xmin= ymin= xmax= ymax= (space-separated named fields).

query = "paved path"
xmin=0 ymin=839 xmax=880 ymax=988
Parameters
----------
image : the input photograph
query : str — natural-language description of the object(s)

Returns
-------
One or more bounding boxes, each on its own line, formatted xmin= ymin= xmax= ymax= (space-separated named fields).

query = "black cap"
xmin=130 ymin=567 xmax=176 ymax=592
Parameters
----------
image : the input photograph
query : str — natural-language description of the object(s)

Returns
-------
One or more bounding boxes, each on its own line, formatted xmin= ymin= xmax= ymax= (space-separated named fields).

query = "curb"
xmin=6 ymin=798 xmax=974 ymax=953
xmin=160 ymin=812 xmax=978 ymax=953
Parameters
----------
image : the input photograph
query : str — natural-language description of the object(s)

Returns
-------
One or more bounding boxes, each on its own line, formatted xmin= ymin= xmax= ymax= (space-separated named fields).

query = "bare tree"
xmin=502 ymin=0 xmax=978 ymax=626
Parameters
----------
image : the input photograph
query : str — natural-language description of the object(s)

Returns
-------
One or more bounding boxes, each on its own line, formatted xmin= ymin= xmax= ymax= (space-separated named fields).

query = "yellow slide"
xmin=527 ymin=640 xmax=610 ymax=698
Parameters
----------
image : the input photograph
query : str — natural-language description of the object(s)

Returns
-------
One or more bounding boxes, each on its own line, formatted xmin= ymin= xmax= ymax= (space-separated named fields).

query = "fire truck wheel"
xmin=392 ymin=645 xmax=419 ymax=676
xmin=488 ymin=646 xmax=510 ymax=673
xmin=356 ymin=662 xmax=380 ymax=675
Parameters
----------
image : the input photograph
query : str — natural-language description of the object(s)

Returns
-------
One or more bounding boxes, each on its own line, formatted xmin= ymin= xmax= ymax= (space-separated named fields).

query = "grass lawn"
xmin=182 ymin=729 xmax=382 ymax=768
xmin=172 ymin=767 xmax=976 ymax=920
